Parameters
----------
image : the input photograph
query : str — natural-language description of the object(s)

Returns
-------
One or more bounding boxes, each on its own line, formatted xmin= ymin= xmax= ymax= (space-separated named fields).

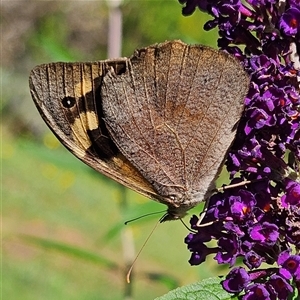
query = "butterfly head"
xmin=159 ymin=187 xmax=216 ymax=222
xmin=160 ymin=207 xmax=189 ymax=222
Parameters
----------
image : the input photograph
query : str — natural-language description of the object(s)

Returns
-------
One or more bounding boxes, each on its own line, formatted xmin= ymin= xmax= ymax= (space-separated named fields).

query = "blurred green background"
xmin=2 ymin=1 xmax=225 ymax=299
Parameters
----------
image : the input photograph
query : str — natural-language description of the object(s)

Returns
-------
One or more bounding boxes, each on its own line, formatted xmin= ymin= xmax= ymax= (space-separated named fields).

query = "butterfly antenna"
xmin=126 ymin=218 xmax=161 ymax=283
xmin=178 ymin=218 xmax=193 ymax=231
xmin=124 ymin=210 xmax=166 ymax=225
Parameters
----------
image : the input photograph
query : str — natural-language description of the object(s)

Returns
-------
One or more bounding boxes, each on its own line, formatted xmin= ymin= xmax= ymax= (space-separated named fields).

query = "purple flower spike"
xmin=179 ymin=0 xmax=300 ymax=298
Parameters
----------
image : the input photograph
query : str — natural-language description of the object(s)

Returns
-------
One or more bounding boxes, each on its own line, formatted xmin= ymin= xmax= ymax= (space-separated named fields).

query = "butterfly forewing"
xmin=29 ymin=60 xmax=160 ymax=201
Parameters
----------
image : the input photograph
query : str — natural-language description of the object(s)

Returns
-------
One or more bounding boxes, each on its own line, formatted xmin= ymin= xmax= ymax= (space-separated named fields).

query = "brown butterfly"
xmin=29 ymin=40 xmax=249 ymax=221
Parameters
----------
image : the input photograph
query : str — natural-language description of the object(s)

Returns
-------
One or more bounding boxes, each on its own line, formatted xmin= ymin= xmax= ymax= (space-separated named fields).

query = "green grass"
xmin=2 ymin=126 xmax=227 ymax=300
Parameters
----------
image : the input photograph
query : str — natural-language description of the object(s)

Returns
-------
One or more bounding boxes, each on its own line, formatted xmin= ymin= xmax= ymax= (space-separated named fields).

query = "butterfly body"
xmin=29 ymin=40 xmax=249 ymax=221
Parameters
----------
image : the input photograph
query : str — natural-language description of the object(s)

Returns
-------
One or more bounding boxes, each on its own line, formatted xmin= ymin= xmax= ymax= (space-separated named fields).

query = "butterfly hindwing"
xmin=101 ymin=40 xmax=249 ymax=209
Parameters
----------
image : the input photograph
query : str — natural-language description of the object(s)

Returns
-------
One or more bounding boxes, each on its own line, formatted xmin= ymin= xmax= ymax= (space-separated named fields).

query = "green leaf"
xmin=155 ymin=277 xmax=237 ymax=300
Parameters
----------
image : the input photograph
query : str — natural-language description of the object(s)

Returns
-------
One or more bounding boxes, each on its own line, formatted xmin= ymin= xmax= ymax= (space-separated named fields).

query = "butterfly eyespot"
xmin=62 ymin=96 xmax=76 ymax=108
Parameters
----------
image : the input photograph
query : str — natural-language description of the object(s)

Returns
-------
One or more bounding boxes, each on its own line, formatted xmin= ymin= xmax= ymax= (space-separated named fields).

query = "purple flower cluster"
xmin=179 ymin=0 xmax=300 ymax=298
